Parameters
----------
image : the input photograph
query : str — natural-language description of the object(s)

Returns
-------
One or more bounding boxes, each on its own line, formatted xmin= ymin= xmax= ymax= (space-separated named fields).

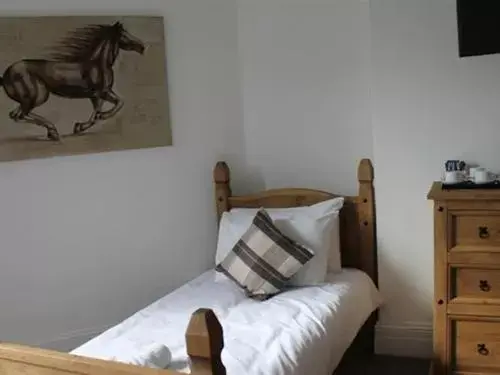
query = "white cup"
xmin=445 ymin=171 xmax=463 ymax=184
xmin=475 ymin=168 xmax=490 ymax=184
xmin=469 ymin=167 xmax=479 ymax=180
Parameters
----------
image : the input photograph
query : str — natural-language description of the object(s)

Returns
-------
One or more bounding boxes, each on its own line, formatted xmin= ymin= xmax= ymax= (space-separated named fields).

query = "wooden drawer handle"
xmin=478 ymin=344 xmax=490 ymax=356
xmin=479 ymin=226 xmax=490 ymax=239
xmin=480 ymin=280 xmax=492 ymax=292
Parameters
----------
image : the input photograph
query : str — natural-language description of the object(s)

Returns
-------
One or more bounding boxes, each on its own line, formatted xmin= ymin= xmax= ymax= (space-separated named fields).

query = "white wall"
xmin=6 ymin=0 xmax=494 ymax=359
xmin=238 ymin=0 xmax=372 ymax=195
xmin=0 ymin=0 xmax=245 ymax=350
xmin=240 ymin=0 xmax=491 ymax=358
xmin=371 ymin=0 xmax=500 ymax=357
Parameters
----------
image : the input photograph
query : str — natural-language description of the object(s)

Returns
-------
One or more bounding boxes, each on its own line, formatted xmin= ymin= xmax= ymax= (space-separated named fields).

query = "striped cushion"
xmin=216 ymin=209 xmax=314 ymax=300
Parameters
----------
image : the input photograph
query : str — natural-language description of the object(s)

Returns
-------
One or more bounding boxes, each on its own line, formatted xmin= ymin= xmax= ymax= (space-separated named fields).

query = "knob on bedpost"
xmin=358 ymin=159 xmax=374 ymax=183
xmin=186 ymin=308 xmax=226 ymax=375
xmin=214 ymin=162 xmax=231 ymax=222
xmin=214 ymin=162 xmax=230 ymax=185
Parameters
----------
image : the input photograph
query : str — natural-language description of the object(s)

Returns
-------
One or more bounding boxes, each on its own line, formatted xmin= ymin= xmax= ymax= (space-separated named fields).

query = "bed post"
xmin=214 ymin=162 xmax=231 ymax=222
xmin=186 ymin=309 xmax=226 ymax=375
xmin=336 ymin=160 xmax=378 ymax=369
xmin=358 ymin=159 xmax=378 ymax=357
xmin=357 ymin=159 xmax=377 ymax=289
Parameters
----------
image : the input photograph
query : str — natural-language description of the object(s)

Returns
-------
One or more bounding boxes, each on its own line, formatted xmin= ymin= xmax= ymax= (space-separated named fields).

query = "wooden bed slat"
xmin=0 ymin=309 xmax=225 ymax=375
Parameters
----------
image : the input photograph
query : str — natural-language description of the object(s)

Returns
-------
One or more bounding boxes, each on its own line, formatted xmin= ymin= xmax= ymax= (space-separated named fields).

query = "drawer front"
xmin=451 ymin=267 xmax=500 ymax=304
xmin=450 ymin=212 xmax=500 ymax=251
xmin=453 ymin=319 xmax=500 ymax=373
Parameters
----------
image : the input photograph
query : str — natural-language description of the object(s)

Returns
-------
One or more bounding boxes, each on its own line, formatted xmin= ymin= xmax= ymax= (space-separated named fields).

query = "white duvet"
xmin=72 ymin=269 xmax=381 ymax=375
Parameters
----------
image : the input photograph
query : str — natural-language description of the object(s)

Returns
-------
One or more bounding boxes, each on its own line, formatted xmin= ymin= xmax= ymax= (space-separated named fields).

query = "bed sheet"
xmin=72 ymin=269 xmax=382 ymax=375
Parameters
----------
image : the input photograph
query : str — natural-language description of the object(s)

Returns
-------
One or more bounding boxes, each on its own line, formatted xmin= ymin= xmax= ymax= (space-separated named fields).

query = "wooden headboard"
xmin=213 ymin=159 xmax=378 ymax=288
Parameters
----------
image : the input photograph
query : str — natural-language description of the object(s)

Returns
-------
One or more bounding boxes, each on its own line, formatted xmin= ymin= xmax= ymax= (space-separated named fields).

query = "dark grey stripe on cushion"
xmin=232 ymin=239 xmax=287 ymax=289
xmin=253 ymin=211 xmax=313 ymax=264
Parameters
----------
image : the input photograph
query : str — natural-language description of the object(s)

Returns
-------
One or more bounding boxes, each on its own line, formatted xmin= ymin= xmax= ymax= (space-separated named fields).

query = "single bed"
xmin=0 ymin=159 xmax=379 ymax=375
xmin=71 ymin=269 xmax=380 ymax=375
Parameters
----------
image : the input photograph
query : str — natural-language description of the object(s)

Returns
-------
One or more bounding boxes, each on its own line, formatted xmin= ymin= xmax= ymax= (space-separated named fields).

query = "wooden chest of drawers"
xmin=428 ymin=183 xmax=500 ymax=375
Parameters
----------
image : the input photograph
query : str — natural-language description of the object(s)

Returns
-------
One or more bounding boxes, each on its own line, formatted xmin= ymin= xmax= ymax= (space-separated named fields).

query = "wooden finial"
xmin=358 ymin=159 xmax=374 ymax=183
xmin=186 ymin=309 xmax=226 ymax=375
xmin=214 ymin=162 xmax=231 ymax=222
xmin=214 ymin=162 xmax=230 ymax=184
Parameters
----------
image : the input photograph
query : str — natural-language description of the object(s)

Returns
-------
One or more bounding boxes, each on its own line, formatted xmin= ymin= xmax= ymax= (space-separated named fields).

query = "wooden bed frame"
xmin=214 ymin=158 xmax=378 ymax=369
xmin=0 ymin=159 xmax=377 ymax=375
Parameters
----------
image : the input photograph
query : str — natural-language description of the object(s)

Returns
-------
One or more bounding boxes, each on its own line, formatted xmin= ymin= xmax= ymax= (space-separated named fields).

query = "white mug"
xmin=475 ymin=168 xmax=491 ymax=184
xmin=445 ymin=171 xmax=464 ymax=184
xmin=469 ymin=166 xmax=479 ymax=179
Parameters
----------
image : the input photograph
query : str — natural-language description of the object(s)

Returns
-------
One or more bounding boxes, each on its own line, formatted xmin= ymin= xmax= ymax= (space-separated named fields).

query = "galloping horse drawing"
xmin=0 ymin=22 xmax=145 ymax=141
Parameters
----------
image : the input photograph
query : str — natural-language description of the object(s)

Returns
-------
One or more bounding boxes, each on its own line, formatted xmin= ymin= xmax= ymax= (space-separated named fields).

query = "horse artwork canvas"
xmin=0 ymin=16 xmax=170 ymax=162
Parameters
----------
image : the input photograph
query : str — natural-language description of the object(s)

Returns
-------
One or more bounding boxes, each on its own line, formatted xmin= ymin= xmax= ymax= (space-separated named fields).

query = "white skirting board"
xmin=39 ymin=325 xmax=110 ymax=352
xmin=375 ymin=323 xmax=433 ymax=358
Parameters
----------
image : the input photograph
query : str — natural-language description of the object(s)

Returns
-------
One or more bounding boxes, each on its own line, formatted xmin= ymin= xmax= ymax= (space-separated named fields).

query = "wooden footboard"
xmin=0 ymin=309 xmax=225 ymax=375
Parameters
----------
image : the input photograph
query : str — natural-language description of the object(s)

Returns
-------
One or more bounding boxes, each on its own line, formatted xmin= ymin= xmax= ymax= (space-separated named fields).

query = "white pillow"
xmin=215 ymin=197 xmax=344 ymax=286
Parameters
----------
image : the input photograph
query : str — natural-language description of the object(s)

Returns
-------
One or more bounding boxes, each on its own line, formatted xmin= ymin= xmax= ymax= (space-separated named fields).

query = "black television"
xmin=457 ymin=1 xmax=500 ymax=57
